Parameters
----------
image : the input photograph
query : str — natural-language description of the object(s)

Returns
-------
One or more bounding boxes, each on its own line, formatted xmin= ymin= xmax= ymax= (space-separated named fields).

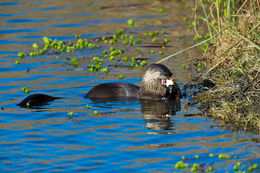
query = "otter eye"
xmin=162 ymin=72 xmax=171 ymax=77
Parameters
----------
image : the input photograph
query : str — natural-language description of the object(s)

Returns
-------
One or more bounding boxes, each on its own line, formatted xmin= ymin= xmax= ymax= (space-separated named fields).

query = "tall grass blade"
xmin=156 ymin=35 xmax=217 ymax=64
xmin=227 ymin=0 xmax=231 ymax=22
xmin=229 ymin=27 xmax=260 ymax=51
xmin=200 ymin=0 xmax=212 ymax=37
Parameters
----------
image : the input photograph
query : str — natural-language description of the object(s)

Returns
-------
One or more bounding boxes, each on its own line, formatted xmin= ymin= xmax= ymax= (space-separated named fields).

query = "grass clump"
xmin=193 ymin=1 xmax=260 ymax=130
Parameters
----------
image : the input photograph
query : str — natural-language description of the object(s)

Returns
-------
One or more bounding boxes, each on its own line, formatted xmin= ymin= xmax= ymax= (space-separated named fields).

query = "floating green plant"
xmin=158 ymin=7 xmax=165 ymax=13
xmin=71 ymin=58 xmax=79 ymax=67
xmin=118 ymin=75 xmax=124 ymax=79
xmin=32 ymin=43 xmax=39 ymax=51
xmin=159 ymin=51 xmax=164 ymax=55
xmin=218 ymin=154 xmax=229 ymax=160
xmin=197 ymin=62 xmax=202 ymax=72
xmin=102 ymin=67 xmax=109 ymax=74
xmin=175 ymin=161 xmax=188 ymax=169
xmin=127 ymin=19 xmax=134 ymax=27
xmin=15 ymin=61 xmax=20 ymax=65
xmin=18 ymin=52 xmax=26 ymax=59
xmin=191 ymin=163 xmax=200 ymax=172
xmin=68 ymin=112 xmax=74 ymax=117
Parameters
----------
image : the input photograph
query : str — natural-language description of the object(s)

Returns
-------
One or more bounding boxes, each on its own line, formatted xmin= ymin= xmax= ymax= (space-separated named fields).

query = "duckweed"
xmin=118 ymin=75 xmax=124 ymax=79
xmin=16 ymin=26 xmax=172 ymax=74
xmin=127 ymin=19 xmax=134 ymax=27
xmin=197 ymin=62 xmax=202 ymax=72
xmin=71 ymin=58 xmax=79 ymax=67
xmin=18 ymin=52 xmax=26 ymax=59
xmin=109 ymin=40 xmax=115 ymax=45
xmin=158 ymin=7 xmax=165 ymax=13
xmin=191 ymin=163 xmax=200 ymax=172
xmin=152 ymin=38 xmax=157 ymax=42
xmin=15 ymin=60 xmax=20 ymax=65
xmin=140 ymin=60 xmax=147 ymax=67
xmin=122 ymin=57 xmax=128 ymax=62
xmin=102 ymin=67 xmax=109 ymax=74
xmin=164 ymin=38 xmax=168 ymax=44
xmin=29 ymin=52 xmax=37 ymax=57
xmin=175 ymin=161 xmax=188 ymax=169
xmin=94 ymin=110 xmax=98 ymax=115
xmin=218 ymin=154 xmax=229 ymax=160
xmin=26 ymin=102 xmax=30 ymax=107
xmin=21 ymin=87 xmax=30 ymax=94
xmin=68 ymin=112 xmax=74 ymax=116
xmin=25 ymin=89 xmax=30 ymax=94
xmin=253 ymin=164 xmax=258 ymax=169
xmin=206 ymin=166 xmax=214 ymax=172
xmin=32 ymin=43 xmax=39 ymax=51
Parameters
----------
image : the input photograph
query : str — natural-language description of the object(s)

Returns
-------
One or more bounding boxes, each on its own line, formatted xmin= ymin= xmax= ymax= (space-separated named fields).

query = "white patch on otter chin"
xmin=166 ymin=79 xmax=174 ymax=87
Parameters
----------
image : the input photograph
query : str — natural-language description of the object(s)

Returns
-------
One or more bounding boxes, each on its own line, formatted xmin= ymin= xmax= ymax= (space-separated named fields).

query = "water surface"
xmin=0 ymin=0 xmax=259 ymax=172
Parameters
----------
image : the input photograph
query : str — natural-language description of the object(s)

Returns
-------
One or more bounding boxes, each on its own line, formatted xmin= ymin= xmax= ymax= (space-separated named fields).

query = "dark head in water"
xmin=17 ymin=94 xmax=59 ymax=108
xmin=17 ymin=64 xmax=181 ymax=108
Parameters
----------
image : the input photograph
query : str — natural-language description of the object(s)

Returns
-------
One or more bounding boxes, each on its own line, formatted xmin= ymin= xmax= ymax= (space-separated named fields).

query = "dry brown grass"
xmin=199 ymin=7 xmax=260 ymax=130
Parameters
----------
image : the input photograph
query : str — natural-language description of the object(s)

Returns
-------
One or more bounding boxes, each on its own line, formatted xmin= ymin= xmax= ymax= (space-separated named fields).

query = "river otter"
xmin=85 ymin=64 xmax=181 ymax=100
xmin=17 ymin=64 xmax=181 ymax=107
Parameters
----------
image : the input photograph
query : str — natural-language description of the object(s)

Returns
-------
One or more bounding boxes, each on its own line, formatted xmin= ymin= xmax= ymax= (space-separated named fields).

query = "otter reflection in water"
xmin=141 ymin=99 xmax=181 ymax=130
xmin=18 ymin=64 xmax=181 ymax=108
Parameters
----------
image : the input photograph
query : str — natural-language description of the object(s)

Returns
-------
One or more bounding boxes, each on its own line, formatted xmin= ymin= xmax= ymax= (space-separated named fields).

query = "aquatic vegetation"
xmin=32 ymin=43 xmax=39 ymax=51
xmin=175 ymin=161 xmax=188 ymax=169
xmin=21 ymin=87 xmax=30 ymax=94
xmin=102 ymin=67 xmax=109 ymax=74
xmin=127 ymin=19 xmax=134 ymax=27
xmin=67 ymin=112 xmax=74 ymax=117
xmin=118 ymin=75 xmax=124 ymax=80
xmin=173 ymin=153 xmax=259 ymax=172
xmin=71 ymin=58 xmax=79 ymax=68
xmin=18 ymin=52 xmax=26 ymax=59
xmin=158 ymin=7 xmax=165 ymax=13
xmin=218 ymin=154 xmax=229 ymax=160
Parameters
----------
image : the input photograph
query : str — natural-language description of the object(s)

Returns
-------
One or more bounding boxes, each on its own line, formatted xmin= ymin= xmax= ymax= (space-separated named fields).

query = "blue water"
xmin=0 ymin=0 xmax=259 ymax=172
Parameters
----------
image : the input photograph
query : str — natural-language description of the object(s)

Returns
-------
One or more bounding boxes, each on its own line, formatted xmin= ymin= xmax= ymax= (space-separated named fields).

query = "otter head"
xmin=140 ymin=64 xmax=173 ymax=98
